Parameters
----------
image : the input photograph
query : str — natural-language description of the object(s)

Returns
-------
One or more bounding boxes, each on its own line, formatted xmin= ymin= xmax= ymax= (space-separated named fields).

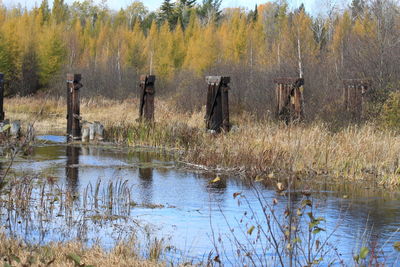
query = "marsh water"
xmin=1 ymin=136 xmax=400 ymax=265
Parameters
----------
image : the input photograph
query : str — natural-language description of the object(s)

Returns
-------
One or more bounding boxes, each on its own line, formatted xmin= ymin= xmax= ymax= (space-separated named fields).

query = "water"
xmin=1 ymin=137 xmax=400 ymax=265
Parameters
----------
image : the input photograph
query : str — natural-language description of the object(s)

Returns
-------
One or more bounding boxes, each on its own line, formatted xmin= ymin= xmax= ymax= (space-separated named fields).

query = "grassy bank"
xmin=0 ymin=232 xmax=166 ymax=267
xmin=4 ymin=96 xmax=400 ymax=186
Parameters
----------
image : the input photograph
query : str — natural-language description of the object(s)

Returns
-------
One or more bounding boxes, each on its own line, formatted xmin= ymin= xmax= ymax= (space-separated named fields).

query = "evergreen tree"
xmin=159 ymin=0 xmax=177 ymax=28
xmin=198 ymin=0 xmax=222 ymax=24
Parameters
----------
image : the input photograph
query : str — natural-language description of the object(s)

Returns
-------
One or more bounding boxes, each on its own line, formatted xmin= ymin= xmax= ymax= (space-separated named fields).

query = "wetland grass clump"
xmin=0 ymin=232 xmax=167 ymax=267
xmin=4 ymin=96 xmax=400 ymax=187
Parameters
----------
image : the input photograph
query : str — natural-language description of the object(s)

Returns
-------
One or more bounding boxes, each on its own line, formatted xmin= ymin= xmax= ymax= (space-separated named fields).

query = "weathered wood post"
xmin=343 ymin=79 xmax=370 ymax=120
xmin=273 ymin=77 xmax=304 ymax=123
xmin=205 ymin=76 xmax=231 ymax=133
xmin=67 ymin=74 xmax=83 ymax=141
xmin=0 ymin=73 xmax=4 ymax=121
xmin=139 ymin=75 xmax=156 ymax=122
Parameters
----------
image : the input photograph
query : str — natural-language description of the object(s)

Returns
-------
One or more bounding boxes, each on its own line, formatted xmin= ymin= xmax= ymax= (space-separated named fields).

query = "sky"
xmin=2 ymin=0 xmax=332 ymax=14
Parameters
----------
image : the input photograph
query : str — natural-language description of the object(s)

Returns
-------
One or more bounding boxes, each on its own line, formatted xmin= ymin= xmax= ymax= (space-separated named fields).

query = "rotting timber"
xmin=66 ymin=74 xmax=83 ymax=141
xmin=139 ymin=75 xmax=156 ymax=122
xmin=343 ymin=79 xmax=370 ymax=120
xmin=205 ymin=76 xmax=231 ymax=133
xmin=273 ymin=77 xmax=305 ymax=123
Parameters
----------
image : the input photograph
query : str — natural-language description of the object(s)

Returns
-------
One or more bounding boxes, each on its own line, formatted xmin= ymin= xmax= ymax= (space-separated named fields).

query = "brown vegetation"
xmin=4 ymin=96 xmax=400 ymax=187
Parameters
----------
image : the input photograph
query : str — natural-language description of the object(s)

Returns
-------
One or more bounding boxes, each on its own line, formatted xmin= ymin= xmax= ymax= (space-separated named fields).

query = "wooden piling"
xmin=343 ymin=79 xmax=370 ymax=120
xmin=67 ymin=74 xmax=83 ymax=141
xmin=205 ymin=76 xmax=231 ymax=133
xmin=273 ymin=77 xmax=304 ymax=123
xmin=0 ymin=73 xmax=4 ymax=121
xmin=139 ymin=75 xmax=156 ymax=122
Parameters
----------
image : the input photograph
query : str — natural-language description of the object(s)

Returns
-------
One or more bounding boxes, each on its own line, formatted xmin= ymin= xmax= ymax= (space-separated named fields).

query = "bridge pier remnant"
xmin=205 ymin=76 xmax=231 ymax=133
xmin=67 ymin=73 xmax=83 ymax=141
xmin=273 ymin=77 xmax=305 ymax=123
xmin=139 ymin=75 xmax=156 ymax=122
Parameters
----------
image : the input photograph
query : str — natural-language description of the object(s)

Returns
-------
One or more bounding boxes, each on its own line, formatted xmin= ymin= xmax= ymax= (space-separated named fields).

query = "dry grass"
xmin=0 ymin=232 xmax=166 ymax=267
xmin=4 ymin=96 xmax=400 ymax=186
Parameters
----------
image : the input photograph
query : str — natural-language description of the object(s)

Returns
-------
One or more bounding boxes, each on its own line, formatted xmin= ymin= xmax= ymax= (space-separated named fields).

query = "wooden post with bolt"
xmin=139 ymin=75 xmax=156 ymax=122
xmin=0 ymin=73 xmax=4 ymax=121
xmin=273 ymin=77 xmax=305 ymax=123
xmin=205 ymin=76 xmax=231 ymax=133
xmin=66 ymin=74 xmax=83 ymax=141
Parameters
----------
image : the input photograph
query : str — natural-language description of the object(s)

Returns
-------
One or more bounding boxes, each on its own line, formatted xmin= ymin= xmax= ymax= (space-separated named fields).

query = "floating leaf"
xmin=276 ymin=182 xmax=285 ymax=192
xmin=297 ymin=208 xmax=302 ymax=216
xmin=312 ymin=227 xmax=325 ymax=234
xmin=247 ymin=226 xmax=255 ymax=235
xmin=213 ymin=255 xmax=221 ymax=264
xmin=255 ymin=176 xmax=264 ymax=182
xmin=2 ymin=124 xmax=11 ymax=131
xmin=353 ymin=255 xmax=360 ymax=264
xmin=360 ymin=247 xmax=369 ymax=259
xmin=211 ymin=177 xmax=221 ymax=183
xmin=301 ymin=199 xmax=312 ymax=208
xmin=394 ymin=242 xmax=400 ymax=251
xmin=233 ymin=192 xmax=241 ymax=199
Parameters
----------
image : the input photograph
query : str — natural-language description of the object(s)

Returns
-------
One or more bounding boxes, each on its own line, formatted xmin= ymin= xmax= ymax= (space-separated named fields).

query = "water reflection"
xmin=3 ymin=142 xmax=400 ymax=265
xmin=138 ymin=151 xmax=153 ymax=204
xmin=66 ymin=146 xmax=80 ymax=193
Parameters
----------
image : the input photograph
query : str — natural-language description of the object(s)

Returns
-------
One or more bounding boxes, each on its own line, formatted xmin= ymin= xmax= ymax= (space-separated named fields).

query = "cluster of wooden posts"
xmin=0 ymin=72 xmax=371 ymax=141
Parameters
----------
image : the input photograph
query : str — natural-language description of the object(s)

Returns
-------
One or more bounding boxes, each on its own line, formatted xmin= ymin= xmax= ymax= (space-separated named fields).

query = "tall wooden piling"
xmin=139 ymin=75 xmax=156 ymax=122
xmin=67 ymin=74 xmax=83 ymax=141
xmin=343 ymin=79 xmax=370 ymax=120
xmin=205 ymin=76 xmax=231 ymax=133
xmin=273 ymin=77 xmax=304 ymax=123
xmin=0 ymin=73 xmax=4 ymax=121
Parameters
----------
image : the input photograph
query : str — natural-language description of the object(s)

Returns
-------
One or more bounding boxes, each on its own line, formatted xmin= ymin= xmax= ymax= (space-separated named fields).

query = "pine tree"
xmin=159 ymin=0 xmax=177 ymax=28
xmin=198 ymin=0 xmax=222 ymax=24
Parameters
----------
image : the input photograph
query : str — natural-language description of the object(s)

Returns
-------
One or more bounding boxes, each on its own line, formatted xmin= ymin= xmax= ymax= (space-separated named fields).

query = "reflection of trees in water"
xmin=66 ymin=146 xmax=80 ymax=194
xmin=138 ymin=151 xmax=153 ymax=204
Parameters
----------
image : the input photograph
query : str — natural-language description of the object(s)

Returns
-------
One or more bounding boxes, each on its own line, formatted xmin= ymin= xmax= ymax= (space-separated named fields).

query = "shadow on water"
xmin=138 ymin=151 xmax=153 ymax=204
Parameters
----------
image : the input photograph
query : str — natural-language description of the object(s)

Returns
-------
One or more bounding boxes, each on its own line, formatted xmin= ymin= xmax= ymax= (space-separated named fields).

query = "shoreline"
xmin=3 ymin=96 xmax=400 ymax=188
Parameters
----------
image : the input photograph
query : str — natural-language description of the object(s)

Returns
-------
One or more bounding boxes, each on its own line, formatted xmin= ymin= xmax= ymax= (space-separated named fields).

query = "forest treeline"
xmin=0 ymin=0 xmax=399 ymax=124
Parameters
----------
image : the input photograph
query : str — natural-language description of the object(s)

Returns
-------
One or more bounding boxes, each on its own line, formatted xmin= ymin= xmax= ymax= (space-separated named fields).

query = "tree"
xmin=126 ymin=1 xmax=148 ymax=29
xmin=176 ymin=0 xmax=196 ymax=28
xmin=198 ymin=0 xmax=222 ymax=24
xmin=21 ymin=44 xmax=39 ymax=95
xmin=52 ymin=0 xmax=68 ymax=24
xmin=38 ymin=26 xmax=66 ymax=86
xmin=159 ymin=0 xmax=177 ymax=27
xmin=126 ymin=21 xmax=146 ymax=72
xmin=39 ymin=0 xmax=50 ymax=24
xmin=350 ymin=0 xmax=365 ymax=20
